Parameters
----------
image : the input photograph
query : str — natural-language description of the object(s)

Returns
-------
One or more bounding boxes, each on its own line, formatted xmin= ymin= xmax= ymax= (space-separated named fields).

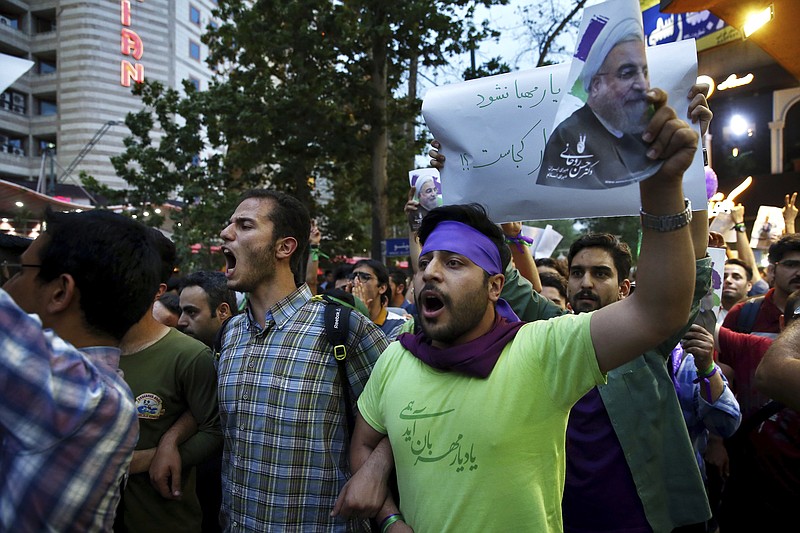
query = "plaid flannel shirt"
xmin=0 ymin=289 xmax=139 ymax=531
xmin=218 ymin=284 xmax=389 ymax=532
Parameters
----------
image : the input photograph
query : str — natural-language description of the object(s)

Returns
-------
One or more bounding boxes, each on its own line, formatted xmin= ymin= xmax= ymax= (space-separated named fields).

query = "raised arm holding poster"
xmin=421 ymin=0 xmax=706 ymax=223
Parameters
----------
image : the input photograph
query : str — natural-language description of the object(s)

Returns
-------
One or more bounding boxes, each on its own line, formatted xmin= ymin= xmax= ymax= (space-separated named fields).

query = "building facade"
xmin=0 ymin=0 xmax=217 ymax=196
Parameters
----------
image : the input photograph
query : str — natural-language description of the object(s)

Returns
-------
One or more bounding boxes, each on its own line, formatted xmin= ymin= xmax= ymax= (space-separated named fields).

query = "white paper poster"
xmin=421 ymin=1 xmax=705 ymax=224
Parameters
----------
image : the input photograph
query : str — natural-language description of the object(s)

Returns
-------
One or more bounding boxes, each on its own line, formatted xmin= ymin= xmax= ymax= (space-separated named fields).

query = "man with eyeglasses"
xmin=537 ymin=17 xmax=692 ymax=190
xmin=0 ymin=208 xmax=161 ymax=531
xmin=723 ymin=233 xmax=800 ymax=339
xmin=350 ymin=259 xmax=407 ymax=341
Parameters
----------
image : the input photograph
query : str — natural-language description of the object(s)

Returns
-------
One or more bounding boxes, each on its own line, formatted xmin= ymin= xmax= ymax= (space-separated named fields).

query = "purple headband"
xmin=420 ymin=220 xmax=502 ymax=275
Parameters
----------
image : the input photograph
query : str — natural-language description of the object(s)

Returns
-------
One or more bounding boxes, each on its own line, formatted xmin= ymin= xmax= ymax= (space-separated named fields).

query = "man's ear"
xmin=589 ymin=76 xmax=602 ymax=96
xmin=487 ymin=273 xmax=505 ymax=302
xmin=619 ymin=279 xmax=632 ymax=299
xmin=45 ymin=273 xmax=78 ymax=314
xmin=275 ymin=237 xmax=298 ymax=260
xmin=156 ymin=283 xmax=167 ymax=299
xmin=216 ymin=302 xmax=233 ymax=321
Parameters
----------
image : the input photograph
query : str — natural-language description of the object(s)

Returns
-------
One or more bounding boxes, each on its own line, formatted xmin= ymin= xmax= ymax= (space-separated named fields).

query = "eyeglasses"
xmin=596 ymin=66 xmax=648 ymax=83
xmin=775 ymin=259 xmax=800 ymax=270
xmin=348 ymin=271 xmax=374 ymax=282
xmin=0 ymin=261 xmax=42 ymax=280
xmin=790 ymin=304 xmax=800 ymax=322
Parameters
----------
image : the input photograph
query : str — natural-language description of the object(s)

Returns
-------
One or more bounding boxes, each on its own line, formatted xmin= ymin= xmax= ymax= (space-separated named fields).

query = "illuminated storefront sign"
xmin=120 ymin=0 xmax=145 ymax=87
xmin=640 ymin=1 xmax=741 ymax=52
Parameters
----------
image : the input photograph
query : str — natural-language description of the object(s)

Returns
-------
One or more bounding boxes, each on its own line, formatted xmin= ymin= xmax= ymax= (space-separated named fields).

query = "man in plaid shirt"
xmin=218 ymin=190 xmax=390 ymax=531
xmin=0 ymin=209 xmax=162 ymax=531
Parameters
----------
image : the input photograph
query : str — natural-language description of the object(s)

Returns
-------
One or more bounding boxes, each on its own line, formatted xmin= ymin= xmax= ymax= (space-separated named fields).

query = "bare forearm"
xmin=756 ymin=320 xmax=800 ymax=409
xmin=129 ymin=448 xmax=156 ymax=474
xmin=735 ymin=231 xmax=761 ymax=282
xmin=510 ymin=246 xmax=541 ymax=292
xmin=352 ymin=436 xmax=392 ymax=483
xmin=306 ymin=256 xmax=319 ymax=295
xmin=160 ymin=410 xmax=197 ymax=447
xmin=634 ymin=182 xmax=696 ymax=337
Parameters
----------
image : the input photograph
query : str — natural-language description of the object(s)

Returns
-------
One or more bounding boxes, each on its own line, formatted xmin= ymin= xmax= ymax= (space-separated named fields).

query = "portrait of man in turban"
xmin=536 ymin=17 xmax=662 ymax=190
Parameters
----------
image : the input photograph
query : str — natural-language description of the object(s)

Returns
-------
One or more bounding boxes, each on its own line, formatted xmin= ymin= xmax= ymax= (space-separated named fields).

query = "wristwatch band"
xmin=640 ymin=199 xmax=692 ymax=232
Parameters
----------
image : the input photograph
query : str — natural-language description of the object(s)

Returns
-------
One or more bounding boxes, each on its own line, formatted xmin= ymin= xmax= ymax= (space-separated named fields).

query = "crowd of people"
xmin=2 ymin=30 xmax=800 ymax=533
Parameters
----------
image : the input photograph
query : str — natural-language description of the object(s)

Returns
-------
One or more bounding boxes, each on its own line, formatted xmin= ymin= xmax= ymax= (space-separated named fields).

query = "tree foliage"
xmin=88 ymin=0 xmax=513 ymax=269
xmin=86 ymin=0 xmax=609 ymax=271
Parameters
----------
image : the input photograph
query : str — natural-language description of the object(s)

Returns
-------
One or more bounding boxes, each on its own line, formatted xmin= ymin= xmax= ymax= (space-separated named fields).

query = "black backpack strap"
xmin=212 ymin=316 xmax=234 ymax=361
xmin=736 ymin=295 xmax=765 ymax=333
xmin=322 ymin=297 xmax=356 ymax=437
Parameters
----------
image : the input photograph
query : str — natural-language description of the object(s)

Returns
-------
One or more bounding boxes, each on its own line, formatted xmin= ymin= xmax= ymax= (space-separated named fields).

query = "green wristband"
xmin=697 ymin=361 xmax=715 ymax=377
xmin=381 ymin=513 xmax=404 ymax=533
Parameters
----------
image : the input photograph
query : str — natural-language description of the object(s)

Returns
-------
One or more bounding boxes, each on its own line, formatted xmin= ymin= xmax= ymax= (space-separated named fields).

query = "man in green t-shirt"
xmin=332 ymin=89 xmax=700 ymax=532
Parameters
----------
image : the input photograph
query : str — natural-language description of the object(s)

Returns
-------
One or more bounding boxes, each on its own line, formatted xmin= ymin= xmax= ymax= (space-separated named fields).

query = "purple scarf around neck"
xmin=399 ymin=313 xmax=524 ymax=378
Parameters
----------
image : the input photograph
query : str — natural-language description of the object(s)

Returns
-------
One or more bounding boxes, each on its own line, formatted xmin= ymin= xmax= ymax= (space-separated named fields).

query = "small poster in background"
xmin=408 ymin=168 xmax=443 ymax=232
xmin=750 ymin=205 xmax=784 ymax=250
xmin=705 ymin=246 xmax=727 ymax=319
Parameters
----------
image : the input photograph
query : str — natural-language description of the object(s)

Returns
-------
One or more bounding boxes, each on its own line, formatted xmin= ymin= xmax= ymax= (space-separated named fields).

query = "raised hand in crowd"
xmin=307 ymin=219 xmax=322 ymax=295
xmin=500 ymin=221 xmax=541 ymax=292
xmin=784 ymin=191 xmax=797 ymax=234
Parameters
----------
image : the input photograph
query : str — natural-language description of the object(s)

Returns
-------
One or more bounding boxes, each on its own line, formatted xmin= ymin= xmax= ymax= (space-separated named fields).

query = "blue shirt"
xmin=0 ymin=289 xmax=139 ymax=531
xmin=671 ymin=347 xmax=741 ymax=478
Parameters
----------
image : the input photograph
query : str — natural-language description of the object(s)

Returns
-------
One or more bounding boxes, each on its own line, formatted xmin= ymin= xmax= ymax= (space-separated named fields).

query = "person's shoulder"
xmin=163 ymin=328 xmax=214 ymax=357
xmin=721 ymin=300 xmax=744 ymax=327
xmin=516 ymin=312 xmax=589 ymax=340
xmin=762 ymin=287 xmax=777 ymax=303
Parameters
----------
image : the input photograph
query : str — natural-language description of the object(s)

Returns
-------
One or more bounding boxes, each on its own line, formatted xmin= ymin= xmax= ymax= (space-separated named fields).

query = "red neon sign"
xmin=120 ymin=0 xmax=145 ymax=87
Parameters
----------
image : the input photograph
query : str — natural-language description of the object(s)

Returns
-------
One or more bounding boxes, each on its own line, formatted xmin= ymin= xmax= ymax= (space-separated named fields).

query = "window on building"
xmin=209 ymin=20 xmax=218 ymax=30
xmin=4 ymin=91 xmax=26 ymax=115
xmin=34 ymin=15 xmax=56 ymax=34
xmin=188 ymin=77 xmax=200 ymax=91
xmin=5 ymin=138 xmax=24 ymax=156
xmin=38 ymin=99 xmax=57 ymax=116
xmin=37 ymin=59 xmax=56 ymax=74
xmin=0 ymin=13 xmax=20 ymax=29
xmin=189 ymin=40 xmax=201 ymax=61
xmin=0 ymin=91 xmax=11 ymax=112
xmin=190 ymin=5 xmax=201 ymax=26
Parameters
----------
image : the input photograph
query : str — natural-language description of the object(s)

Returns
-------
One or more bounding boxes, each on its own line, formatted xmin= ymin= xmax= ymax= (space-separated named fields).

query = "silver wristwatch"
xmin=640 ymin=199 xmax=692 ymax=232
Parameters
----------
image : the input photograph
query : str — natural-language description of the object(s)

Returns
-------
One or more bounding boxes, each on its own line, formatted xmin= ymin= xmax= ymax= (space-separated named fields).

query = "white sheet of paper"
xmin=0 ymin=53 xmax=34 ymax=94
xmin=422 ymin=39 xmax=705 ymax=223
xmin=521 ymin=224 xmax=564 ymax=259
